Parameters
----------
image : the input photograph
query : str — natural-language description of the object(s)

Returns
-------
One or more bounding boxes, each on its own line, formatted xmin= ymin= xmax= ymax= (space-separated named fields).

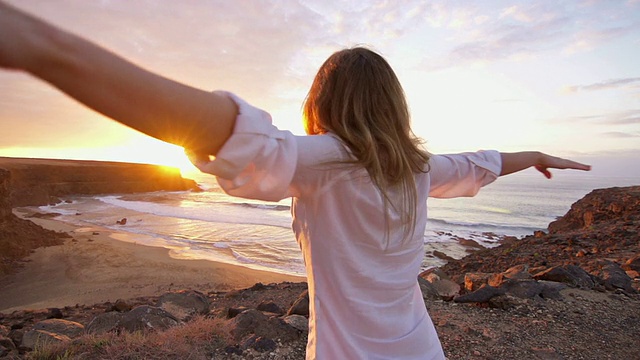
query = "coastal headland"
xmin=0 ymin=157 xmax=638 ymax=359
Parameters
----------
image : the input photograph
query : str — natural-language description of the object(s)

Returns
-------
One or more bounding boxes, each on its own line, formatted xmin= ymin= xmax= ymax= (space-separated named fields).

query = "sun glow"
xmin=0 ymin=136 xmax=201 ymax=177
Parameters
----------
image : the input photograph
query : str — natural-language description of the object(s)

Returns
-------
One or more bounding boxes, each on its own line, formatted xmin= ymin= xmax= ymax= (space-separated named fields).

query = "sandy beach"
xmin=0 ymin=213 xmax=304 ymax=313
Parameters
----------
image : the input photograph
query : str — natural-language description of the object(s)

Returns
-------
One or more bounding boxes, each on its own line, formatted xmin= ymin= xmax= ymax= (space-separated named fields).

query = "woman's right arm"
xmin=0 ymin=1 xmax=236 ymax=155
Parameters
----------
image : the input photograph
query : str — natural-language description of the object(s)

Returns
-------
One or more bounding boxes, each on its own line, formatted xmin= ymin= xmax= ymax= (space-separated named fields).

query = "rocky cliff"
xmin=0 ymin=157 xmax=200 ymax=207
xmin=0 ymin=167 xmax=68 ymax=274
xmin=441 ymin=185 xmax=640 ymax=287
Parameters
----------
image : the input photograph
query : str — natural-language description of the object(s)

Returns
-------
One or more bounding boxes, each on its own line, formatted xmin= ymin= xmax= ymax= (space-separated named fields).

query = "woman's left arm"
xmin=500 ymin=151 xmax=591 ymax=179
xmin=0 ymin=1 xmax=236 ymax=156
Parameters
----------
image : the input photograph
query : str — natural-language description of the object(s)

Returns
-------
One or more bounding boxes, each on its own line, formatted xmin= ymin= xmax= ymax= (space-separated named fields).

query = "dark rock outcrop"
xmin=548 ymin=186 xmax=640 ymax=233
xmin=0 ymin=157 xmax=200 ymax=207
xmin=0 ymin=168 xmax=69 ymax=274
xmin=441 ymin=186 xmax=640 ymax=287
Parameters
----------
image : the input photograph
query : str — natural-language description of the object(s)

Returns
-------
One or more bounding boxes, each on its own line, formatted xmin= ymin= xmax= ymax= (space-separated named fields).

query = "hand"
xmin=535 ymin=155 xmax=591 ymax=179
xmin=501 ymin=151 xmax=591 ymax=178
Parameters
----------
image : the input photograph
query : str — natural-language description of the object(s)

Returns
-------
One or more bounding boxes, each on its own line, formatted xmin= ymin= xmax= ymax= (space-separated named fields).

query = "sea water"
xmin=35 ymin=170 xmax=639 ymax=277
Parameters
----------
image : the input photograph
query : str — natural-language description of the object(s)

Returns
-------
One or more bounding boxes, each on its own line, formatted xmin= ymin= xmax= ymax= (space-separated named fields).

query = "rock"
xmin=283 ymin=315 xmax=308 ymax=333
xmin=225 ymin=309 xmax=300 ymax=342
xmin=533 ymin=265 xmax=595 ymax=289
xmin=21 ymin=330 xmax=71 ymax=350
xmin=46 ymin=308 xmax=64 ymax=319
xmin=464 ymin=272 xmax=492 ymax=292
xmin=487 ymin=294 xmax=528 ymax=310
xmin=600 ymin=262 xmax=635 ymax=292
xmin=458 ymin=238 xmax=485 ymax=250
xmin=418 ymin=277 xmax=440 ymax=301
xmin=249 ymin=282 xmax=268 ymax=291
xmin=256 ymin=301 xmax=283 ymax=315
xmin=538 ymin=281 xmax=567 ymax=300
xmin=419 ymin=267 xmax=450 ymax=282
xmin=241 ymin=335 xmax=278 ymax=352
xmin=228 ymin=306 xmax=251 ymax=319
xmin=7 ymin=329 xmax=23 ymax=347
xmin=225 ymin=309 xmax=269 ymax=341
xmin=431 ymin=278 xmax=461 ymax=300
xmin=0 ymin=336 xmax=16 ymax=351
xmin=502 ymin=264 xmax=532 ymax=280
xmin=112 ymin=299 xmax=132 ymax=312
xmin=32 ymin=319 xmax=84 ymax=339
xmin=548 ymin=187 xmax=640 ymax=233
xmin=422 ymin=268 xmax=460 ymax=299
xmin=118 ymin=306 xmax=180 ymax=333
xmin=86 ymin=312 xmax=124 ymax=335
xmin=454 ymin=285 xmax=505 ymax=303
xmin=156 ymin=290 xmax=210 ymax=321
xmin=0 ymin=169 xmax=11 ymax=220
xmin=499 ymin=279 xmax=545 ymax=299
xmin=116 ymin=218 xmax=127 ymax=225
xmin=433 ymin=250 xmax=456 ymax=262
xmin=286 ymin=290 xmax=309 ymax=316
xmin=623 ymin=255 xmax=640 ymax=272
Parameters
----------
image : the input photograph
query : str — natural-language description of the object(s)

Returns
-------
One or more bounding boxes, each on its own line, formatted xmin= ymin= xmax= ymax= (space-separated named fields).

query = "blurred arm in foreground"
xmin=0 ymin=1 xmax=236 ymax=156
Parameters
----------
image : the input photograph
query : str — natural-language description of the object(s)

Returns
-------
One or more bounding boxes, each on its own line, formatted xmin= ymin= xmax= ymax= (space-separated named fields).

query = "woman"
xmin=0 ymin=3 xmax=590 ymax=359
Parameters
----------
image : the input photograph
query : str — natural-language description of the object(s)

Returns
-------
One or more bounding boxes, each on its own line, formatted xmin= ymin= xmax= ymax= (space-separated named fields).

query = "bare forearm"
xmin=3 ymin=3 xmax=235 ymax=155
xmin=500 ymin=151 xmax=544 ymax=176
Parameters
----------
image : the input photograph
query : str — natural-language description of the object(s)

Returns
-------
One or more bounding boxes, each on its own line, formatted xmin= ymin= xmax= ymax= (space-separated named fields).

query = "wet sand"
xmin=0 ymin=214 xmax=304 ymax=313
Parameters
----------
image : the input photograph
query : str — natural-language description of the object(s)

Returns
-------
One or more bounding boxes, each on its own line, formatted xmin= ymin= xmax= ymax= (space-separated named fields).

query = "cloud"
xmin=565 ymin=77 xmax=640 ymax=93
xmin=602 ymin=131 xmax=640 ymax=138
xmin=559 ymin=109 xmax=640 ymax=125
xmin=422 ymin=1 xmax=640 ymax=69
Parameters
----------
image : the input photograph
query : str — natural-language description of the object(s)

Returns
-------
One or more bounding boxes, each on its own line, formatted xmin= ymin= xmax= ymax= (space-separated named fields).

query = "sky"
xmin=1 ymin=0 xmax=639 ymax=177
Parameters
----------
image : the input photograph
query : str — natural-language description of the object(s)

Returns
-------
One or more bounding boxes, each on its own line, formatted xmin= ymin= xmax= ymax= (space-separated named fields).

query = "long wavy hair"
xmin=303 ymin=47 xmax=430 ymax=240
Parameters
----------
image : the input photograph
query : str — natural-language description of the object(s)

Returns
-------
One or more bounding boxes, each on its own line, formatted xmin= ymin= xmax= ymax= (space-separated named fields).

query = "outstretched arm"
xmin=500 ymin=151 xmax=591 ymax=179
xmin=0 ymin=1 xmax=236 ymax=155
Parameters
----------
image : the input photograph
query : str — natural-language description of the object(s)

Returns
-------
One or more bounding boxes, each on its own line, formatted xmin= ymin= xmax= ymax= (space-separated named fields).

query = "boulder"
xmin=454 ymin=285 xmax=505 ymax=303
xmin=464 ymin=272 xmax=492 ymax=292
xmin=600 ymin=262 xmax=635 ymax=293
xmin=156 ymin=290 xmax=210 ymax=321
xmin=499 ymin=279 xmax=545 ymax=299
xmin=256 ymin=301 xmax=283 ymax=315
xmin=241 ymin=335 xmax=277 ymax=352
xmin=283 ymin=315 xmax=308 ymax=333
xmin=533 ymin=265 xmax=595 ymax=289
xmin=418 ymin=277 xmax=440 ymax=301
xmin=118 ymin=306 xmax=180 ymax=332
xmin=431 ymin=278 xmax=461 ymax=300
xmin=32 ymin=319 xmax=84 ymax=339
xmin=86 ymin=312 xmax=124 ymax=335
xmin=286 ymin=290 xmax=309 ymax=316
xmin=21 ymin=330 xmax=71 ymax=350
xmin=225 ymin=309 xmax=300 ymax=342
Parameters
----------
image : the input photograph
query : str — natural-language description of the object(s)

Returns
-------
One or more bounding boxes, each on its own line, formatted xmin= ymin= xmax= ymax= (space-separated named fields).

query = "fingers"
xmin=535 ymin=165 xmax=552 ymax=179
xmin=552 ymin=157 xmax=591 ymax=171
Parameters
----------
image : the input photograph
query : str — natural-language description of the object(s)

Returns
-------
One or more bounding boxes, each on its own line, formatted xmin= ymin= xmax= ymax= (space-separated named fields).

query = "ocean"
xmin=35 ymin=170 xmax=639 ymax=277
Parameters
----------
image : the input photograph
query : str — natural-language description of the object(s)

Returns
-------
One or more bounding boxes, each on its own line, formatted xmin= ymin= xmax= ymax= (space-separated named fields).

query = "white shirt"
xmin=191 ymin=92 xmax=502 ymax=360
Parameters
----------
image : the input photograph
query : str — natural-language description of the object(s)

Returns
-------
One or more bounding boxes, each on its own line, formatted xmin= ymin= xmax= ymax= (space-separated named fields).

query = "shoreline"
xmin=0 ymin=213 xmax=304 ymax=313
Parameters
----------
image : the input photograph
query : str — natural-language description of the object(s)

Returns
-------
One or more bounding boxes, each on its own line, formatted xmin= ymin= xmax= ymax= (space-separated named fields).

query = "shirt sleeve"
xmin=187 ymin=91 xmax=298 ymax=202
xmin=428 ymin=150 xmax=502 ymax=198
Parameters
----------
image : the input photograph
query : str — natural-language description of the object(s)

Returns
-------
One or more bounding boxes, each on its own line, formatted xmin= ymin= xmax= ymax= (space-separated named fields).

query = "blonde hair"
xmin=303 ymin=47 xmax=430 ymax=240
